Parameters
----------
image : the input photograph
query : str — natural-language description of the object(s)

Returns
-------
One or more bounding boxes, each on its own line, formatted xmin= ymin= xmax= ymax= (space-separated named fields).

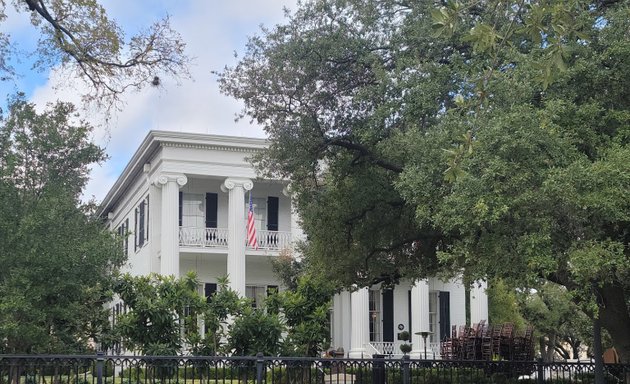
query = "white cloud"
xmin=25 ymin=0 xmax=298 ymax=202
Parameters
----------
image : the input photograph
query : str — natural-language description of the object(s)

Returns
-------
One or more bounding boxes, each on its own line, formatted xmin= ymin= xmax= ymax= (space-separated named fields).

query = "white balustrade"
xmin=370 ymin=341 xmax=402 ymax=355
xmin=179 ymin=227 xmax=229 ymax=248
xmin=369 ymin=341 xmax=441 ymax=358
xmin=179 ymin=227 xmax=291 ymax=251
xmin=249 ymin=230 xmax=292 ymax=250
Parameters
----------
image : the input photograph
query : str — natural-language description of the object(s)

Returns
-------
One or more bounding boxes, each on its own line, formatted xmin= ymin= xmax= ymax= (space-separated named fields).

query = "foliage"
xmin=271 ymin=249 xmax=303 ymax=291
xmin=270 ymin=251 xmax=335 ymax=357
xmin=219 ymin=0 xmax=630 ymax=362
xmin=276 ymin=274 xmax=335 ymax=357
xmin=190 ymin=276 xmax=247 ymax=356
xmin=518 ymin=282 xmax=593 ymax=361
xmin=227 ymin=305 xmax=283 ymax=356
xmin=0 ymin=96 xmax=124 ymax=353
xmin=0 ymin=1 xmax=191 ymax=110
xmin=487 ymin=280 xmax=526 ymax=330
xmin=113 ymin=272 xmax=206 ymax=355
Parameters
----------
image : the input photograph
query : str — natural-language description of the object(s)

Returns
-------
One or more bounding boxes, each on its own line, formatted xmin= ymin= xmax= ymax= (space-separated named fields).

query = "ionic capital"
xmin=221 ymin=177 xmax=253 ymax=193
xmin=153 ymin=173 xmax=188 ymax=188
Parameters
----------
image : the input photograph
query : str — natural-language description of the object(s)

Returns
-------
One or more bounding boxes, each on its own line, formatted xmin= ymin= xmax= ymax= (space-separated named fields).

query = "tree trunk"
xmin=598 ymin=284 xmax=630 ymax=364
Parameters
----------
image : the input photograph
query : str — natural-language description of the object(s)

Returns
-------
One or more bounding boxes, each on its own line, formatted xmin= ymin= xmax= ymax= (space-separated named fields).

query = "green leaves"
xmin=431 ymin=4 xmax=459 ymax=38
xmin=0 ymin=98 xmax=122 ymax=353
xmin=220 ymin=0 xmax=630 ymax=360
xmin=113 ymin=273 xmax=207 ymax=355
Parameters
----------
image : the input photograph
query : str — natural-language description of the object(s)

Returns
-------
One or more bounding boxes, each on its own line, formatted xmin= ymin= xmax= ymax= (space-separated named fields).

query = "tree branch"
xmin=325 ymin=137 xmax=403 ymax=173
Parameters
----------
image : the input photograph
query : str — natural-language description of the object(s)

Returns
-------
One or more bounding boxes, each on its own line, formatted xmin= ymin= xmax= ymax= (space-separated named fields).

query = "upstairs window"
xmin=117 ymin=218 xmax=129 ymax=256
xmin=245 ymin=196 xmax=280 ymax=232
xmin=134 ymin=196 xmax=149 ymax=251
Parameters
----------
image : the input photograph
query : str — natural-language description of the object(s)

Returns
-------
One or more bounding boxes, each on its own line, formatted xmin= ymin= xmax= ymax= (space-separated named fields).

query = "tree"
xmin=487 ymin=279 xmax=526 ymax=329
xmin=1 ymin=1 xmax=191 ymax=110
xmin=218 ymin=0 xmax=630 ymax=362
xmin=270 ymin=250 xmax=336 ymax=357
xmin=0 ymin=96 xmax=125 ymax=353
xmin=277 ymin=275 xmax=335 ymax=357
xmin=519 ymin=282 xmax=592 ymax=362
xmin=190 ymin=276 xmax=247 ymax=356
xmin=113 ymin=272 xmax=207 ymax=355
xmin=227 ymin=306 xmax=283 ymax=356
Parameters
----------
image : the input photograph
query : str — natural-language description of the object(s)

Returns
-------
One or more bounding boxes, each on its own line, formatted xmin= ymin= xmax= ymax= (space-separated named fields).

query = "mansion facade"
xmin=100 ymin=130 xmax=488 ymax=358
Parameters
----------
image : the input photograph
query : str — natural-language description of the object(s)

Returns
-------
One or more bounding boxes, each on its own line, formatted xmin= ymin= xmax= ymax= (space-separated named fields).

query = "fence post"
xmin=402 ymin=355 xmax=410 ymax=384
xmin=536 ymin=358 xmax=544 ymax=384
xmin=96 ymin=352 xmax=104 ymax=384
xmin=372 ymin=354 xmax=386 ymax=384
xmin=256 ymin=352 xmax=265 ymax=384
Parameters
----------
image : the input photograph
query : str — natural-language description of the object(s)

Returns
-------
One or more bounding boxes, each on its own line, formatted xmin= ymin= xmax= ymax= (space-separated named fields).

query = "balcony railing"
xmin=249 ymin=230 xmax=292 ymax=251
xmin=179 ymin=227 xmax=229 ymax=248
xmin=179 ymin=227 xmax=292 ymax=251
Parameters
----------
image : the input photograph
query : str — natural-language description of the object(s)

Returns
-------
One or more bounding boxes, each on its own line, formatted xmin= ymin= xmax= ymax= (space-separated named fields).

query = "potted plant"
xmin=398 ymin=331 xmax=411 ymax=355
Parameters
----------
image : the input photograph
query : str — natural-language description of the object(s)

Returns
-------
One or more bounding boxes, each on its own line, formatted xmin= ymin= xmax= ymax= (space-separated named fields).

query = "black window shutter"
xmin=439 ymin=291 xmax=451 ymax=341
xmin=267 ymin=196 xmax=279 ymax=231
xmin=145 ymin=196 xmax=149 ymax=239
xmin=204 ymin=283 xmax=217 ymax=303
xmin=206 ymin=193 xmax=218 ymax=228
xmin=267 ymin=285 xmax=279 ymax=314
xmin=179 ymin=192 xmax=183 ymax=227
xmin=382 ymin=289 xmax=394 ymax=342
xmin=124 ymin=219 xmax=129 ymax=256
xmin=408 ymin=290 xmax=412 ymax=336
xmin=138 ymin=201 xmax=145 ymax=247
xmin=134 ymin=208 xmax=139 ymax=251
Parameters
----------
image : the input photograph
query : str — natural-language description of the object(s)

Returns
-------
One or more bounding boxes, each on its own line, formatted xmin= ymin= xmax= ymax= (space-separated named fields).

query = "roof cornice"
xmin=98 ymin=130 xmax=268 ymax=217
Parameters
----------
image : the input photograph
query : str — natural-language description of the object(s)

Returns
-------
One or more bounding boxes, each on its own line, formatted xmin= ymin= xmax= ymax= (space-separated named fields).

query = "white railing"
xmin=250 ymin=230 xmax=292 ymax=251
xmin=369 ymin=341 xmax=442 ymax=358
xmin=179 ymin=227 xmax=229 ymax=248
xmin=370 ymin=341 xmax=405 ymax=356
xmin=179 ymin=227 xmax=291 ymax=251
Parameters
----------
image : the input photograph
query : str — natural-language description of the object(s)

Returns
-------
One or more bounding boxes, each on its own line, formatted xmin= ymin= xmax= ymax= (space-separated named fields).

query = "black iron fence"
xmin=1 ymin=354 xmax=628 ymax=384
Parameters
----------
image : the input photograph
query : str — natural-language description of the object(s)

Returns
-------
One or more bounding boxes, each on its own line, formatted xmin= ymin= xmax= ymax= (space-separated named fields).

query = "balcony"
xmin=179 ymin=227 xmax=292 ymax=251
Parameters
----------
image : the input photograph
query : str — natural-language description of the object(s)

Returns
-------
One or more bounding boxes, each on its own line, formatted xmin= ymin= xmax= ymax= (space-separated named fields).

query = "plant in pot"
xmin=398 ymin=331 xmax=412 ymax=355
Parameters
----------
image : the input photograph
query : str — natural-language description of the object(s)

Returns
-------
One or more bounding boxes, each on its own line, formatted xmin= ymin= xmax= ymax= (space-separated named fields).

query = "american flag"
xmin=247 ymin=193 xmax=259 ymax=250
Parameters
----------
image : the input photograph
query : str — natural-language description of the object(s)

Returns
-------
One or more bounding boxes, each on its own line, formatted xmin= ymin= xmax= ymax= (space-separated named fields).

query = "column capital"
xmin=221 ymin=177 xmax=253 ymax=193
xmin=153 ymin=173 xmax=188 ymax=188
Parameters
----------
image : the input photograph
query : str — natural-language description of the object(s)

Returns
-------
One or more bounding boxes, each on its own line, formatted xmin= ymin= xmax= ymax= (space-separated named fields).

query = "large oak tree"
xmin=218 ymin=0 xmax=630 ymax=362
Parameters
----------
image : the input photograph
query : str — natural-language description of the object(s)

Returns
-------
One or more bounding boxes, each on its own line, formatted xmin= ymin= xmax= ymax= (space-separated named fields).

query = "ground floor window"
xmin=429 ymin=291 xmax=438 ymax=343
xmin=369 ymin=289 xmax=382 ymax=342
xmin=245 ymin=285 xmax=278 ymax=309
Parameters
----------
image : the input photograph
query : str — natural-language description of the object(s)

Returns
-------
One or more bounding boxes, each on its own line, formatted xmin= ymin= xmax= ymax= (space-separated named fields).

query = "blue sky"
xmin=1 ymin=0 xmax=297 ymax=201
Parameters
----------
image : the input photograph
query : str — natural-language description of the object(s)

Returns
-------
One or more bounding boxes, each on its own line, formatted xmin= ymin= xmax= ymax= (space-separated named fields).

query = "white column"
xmin=411 ymin=279 xmax=430 ymax=358
xmin=332 ymin=293 xmax=343 ymax=349
xmin=154 ymin=173 xmax=187 ymax=277
xmin=221 ymin=177 xmax=253 ymax=296
xmin=349 ymin=287 xmax=370 ymax=358
xmin=340 ymin=290 xmax=352 ymax=354
xmin=470 ymin=280 xmax=488 ymax=325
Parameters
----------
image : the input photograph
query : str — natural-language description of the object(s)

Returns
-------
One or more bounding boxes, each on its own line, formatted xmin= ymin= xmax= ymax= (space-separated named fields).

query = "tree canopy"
xmin=218 ymin=0 xmax=630 ymax=362
xmin=0 ymin=0 xmax=190 ymax=110
xmin=0 ymin=96 xmax=125 ymax=353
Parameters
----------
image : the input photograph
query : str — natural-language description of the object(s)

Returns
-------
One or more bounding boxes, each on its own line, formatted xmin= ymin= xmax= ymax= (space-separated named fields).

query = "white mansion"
xmin=100 ymin=130 xmax=488 ymax=358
